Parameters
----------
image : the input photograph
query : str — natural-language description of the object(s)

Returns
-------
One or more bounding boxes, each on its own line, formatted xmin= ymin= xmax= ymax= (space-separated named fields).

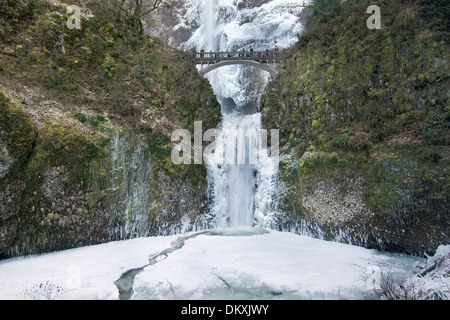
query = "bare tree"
xmin=104 ymin=0 xmax=176 ymax=34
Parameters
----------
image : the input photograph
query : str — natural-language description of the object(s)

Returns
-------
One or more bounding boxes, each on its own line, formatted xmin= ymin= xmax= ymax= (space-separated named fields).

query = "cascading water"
xmin=209 ymin=113 xmax=260 ymax=228
xmin=177 ymin=0 xmax=304 ymax=228
xmin=201 ymin=0 xmax=218 ymax=51
xmin=104 ymin=132 xmax=152 ymax=240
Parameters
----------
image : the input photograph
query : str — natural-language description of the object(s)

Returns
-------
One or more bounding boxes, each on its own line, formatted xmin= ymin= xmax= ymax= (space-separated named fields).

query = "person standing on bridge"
xmin=200 ymin=49 xmax=204 ymax=58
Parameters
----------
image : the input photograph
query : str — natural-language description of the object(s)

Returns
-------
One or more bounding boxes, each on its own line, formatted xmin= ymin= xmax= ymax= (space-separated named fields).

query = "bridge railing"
xmin=192 ymin=50 xmax=283 ymax=61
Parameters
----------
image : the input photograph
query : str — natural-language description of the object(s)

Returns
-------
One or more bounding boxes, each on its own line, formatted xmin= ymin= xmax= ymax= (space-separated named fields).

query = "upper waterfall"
xmin=178 ymin=0 xmax=304 ymax=52
xmin=201 ymin=0 xmax=219 ymax=51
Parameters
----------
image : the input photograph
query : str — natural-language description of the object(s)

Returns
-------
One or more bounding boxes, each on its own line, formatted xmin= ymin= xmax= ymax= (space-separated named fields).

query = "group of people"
xmin=195 ymin=47 xmax=280 ymax=59
xmin=239 ymin=47 xmax=280 ymax=58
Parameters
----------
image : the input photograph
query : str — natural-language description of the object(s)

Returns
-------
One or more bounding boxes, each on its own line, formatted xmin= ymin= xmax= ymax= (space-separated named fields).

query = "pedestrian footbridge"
xmin=192 ymin=50 xmax=283 ymax=76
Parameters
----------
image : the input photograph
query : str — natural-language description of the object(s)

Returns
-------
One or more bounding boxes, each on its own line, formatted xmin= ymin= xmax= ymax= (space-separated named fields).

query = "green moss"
xmin=0 ymin=0 xmax=37 ymax=43
xmin=148 ymin=134 xmax=171 ymax=161
xmin=264 ymin=0 xmax=449 ymax=146
xmin=147 ymin=134 xmax=207 ymax=187
xmin=312 ymin=120 xmax=320 ymax=129
xmin=27 ymin=124 xmax=105 ymax=184
xmin=298 ymin=151 xmax=359 ymax=179
xmin=74 ymin=112 xmax=87 ymax=123
xmin=365 ymin=146 xmax=450 ymax=209
xmin=417 ymin=73 xmax=427 ymax=84
xmin=421 ymin=112 xmax=450 ymax=141
xmin=0 ymin=91 xmax=37 ymax=171
xmin=102 ymin=54 xmax=118 ymax=79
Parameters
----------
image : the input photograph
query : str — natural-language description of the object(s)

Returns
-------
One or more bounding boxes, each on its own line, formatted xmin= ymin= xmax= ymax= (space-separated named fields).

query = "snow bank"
xmin=398 ymin=245 xmax=450 ymax=300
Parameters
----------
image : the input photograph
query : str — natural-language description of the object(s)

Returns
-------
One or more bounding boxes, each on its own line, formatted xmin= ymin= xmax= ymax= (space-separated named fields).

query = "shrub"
xmin=23 ymin=280 xmax=64 ymax=300
xmin=74 ymin=112 xmax=87 ymax=123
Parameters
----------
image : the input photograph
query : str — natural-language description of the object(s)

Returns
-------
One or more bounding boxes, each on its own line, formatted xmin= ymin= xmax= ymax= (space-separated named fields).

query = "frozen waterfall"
xmin=177 ymin=0 xmax=304 ymax=228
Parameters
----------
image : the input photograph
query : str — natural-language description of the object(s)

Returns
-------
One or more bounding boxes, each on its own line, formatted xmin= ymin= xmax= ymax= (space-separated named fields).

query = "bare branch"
xmin=138 ymin=0 xmax=164 ymax=18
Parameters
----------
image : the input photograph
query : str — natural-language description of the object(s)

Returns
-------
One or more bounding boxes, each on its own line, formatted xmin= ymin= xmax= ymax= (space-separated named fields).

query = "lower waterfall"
xmin=206 ymin=111 xmax=280 ymax=228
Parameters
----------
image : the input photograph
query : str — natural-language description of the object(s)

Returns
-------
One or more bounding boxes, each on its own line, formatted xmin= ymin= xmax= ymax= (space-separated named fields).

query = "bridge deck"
xmin=193 ymin=51 xmax=283 ymax=65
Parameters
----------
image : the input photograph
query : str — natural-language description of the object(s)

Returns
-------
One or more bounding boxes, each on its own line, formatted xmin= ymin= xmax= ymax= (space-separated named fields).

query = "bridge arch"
xmin=198 ymin=60 xmax=277 ymax=76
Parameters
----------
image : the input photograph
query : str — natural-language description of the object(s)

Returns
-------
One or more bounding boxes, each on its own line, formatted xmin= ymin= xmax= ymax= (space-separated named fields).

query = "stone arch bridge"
xmin=192 ymin=50 xmax=283 ymax=76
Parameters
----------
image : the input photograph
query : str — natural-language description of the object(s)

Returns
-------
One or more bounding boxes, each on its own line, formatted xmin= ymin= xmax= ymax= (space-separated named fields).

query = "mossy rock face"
xmin=27 ymin=124 xmax=104 ymax=184
xmin=262 ymin=0 xmax=450 ymax=255
xmin=0 ymin=0 xmax=37 ymax=43
xmin=1 ymin=0 xmax=221 ymax=132
xmin=0 ymin=91 xmax=37 ymax=178
xmin=278 ymin=147 xmax=449 ymax=255
xmin=0 ymin=91 xmax=37 ymax=256
xmin=1 ymin=122 xmax=213 ymax=258
xmin=148 ymin=170 xmax=209 ymax=235
xmin=8 ymin=123 xmax=109 ymax=256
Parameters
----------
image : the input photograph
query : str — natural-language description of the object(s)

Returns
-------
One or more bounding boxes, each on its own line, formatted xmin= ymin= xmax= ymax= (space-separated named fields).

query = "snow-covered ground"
xmin=0 ymin=229 xmax=424 ymax=300
xmin=0 ymin=234 xmax=176 ymax=300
